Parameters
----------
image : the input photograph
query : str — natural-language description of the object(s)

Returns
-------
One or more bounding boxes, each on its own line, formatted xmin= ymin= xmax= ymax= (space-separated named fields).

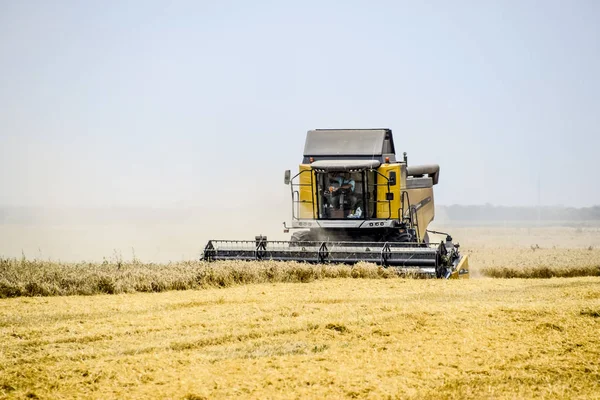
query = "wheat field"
xmin=1 ymin=227 xmax=600 ymax=399
xmin=1 ymin=245 xmax=600 ymax=298
xmin=1 ymin=277 xmax=599 ymax=399
xmin=2 ymin=229 xmax=600 ymax=298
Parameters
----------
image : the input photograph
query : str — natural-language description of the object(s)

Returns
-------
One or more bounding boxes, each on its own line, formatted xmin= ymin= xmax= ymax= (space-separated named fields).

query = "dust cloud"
xmin=3 ymin=175 xmax=599 ymax=263
xmin=0 ymin=181 xmax=292 ymax=263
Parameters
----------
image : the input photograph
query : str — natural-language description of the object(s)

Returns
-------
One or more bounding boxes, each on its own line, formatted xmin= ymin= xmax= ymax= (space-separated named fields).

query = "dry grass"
xmin=1 ymin=278 xmax=599 ymax=399
xmin=3 ymin=235 xmax=600 ymax=299
xmin=0 ymin=258 xmax=404 ymax=298
xmin=469 ymin=247 xmax=600 ymax=278
xmin=1 ymin=226 xmax=599 ymax=298
xmin=433 ymin=226 xmax=600 ymax=279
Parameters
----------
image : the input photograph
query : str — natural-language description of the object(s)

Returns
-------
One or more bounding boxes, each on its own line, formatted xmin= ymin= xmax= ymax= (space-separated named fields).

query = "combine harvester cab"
xmin=203 ymin=128 xmax=469 ymax=279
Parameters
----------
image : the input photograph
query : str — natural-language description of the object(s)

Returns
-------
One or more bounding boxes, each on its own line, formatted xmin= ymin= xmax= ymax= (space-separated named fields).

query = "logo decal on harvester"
xmin=414 ymin=197 xmax=432 ymax=211
xmin=404 ymin=196 xmax=432 ymax=217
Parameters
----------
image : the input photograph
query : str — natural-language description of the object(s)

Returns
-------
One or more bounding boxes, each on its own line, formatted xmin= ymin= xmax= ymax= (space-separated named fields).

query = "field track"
xmin=1 ymin=277 xmax=599 ymax=399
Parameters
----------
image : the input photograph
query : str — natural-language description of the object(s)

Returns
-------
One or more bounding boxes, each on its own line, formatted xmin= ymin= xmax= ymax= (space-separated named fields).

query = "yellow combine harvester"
xmin=203 ymin=128 xmax=469 ymax=279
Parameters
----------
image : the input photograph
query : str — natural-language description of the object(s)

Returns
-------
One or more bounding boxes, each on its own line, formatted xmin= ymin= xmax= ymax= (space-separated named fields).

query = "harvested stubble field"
xmin=1 ymin=227 xmax=600 ymax=399
xmin=1 ymin=278 xmax=599 ymax=399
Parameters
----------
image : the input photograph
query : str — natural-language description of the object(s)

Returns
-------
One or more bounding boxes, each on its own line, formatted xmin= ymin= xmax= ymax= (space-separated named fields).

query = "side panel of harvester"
xmin=298 ymin=164 xmax=316 ymax=219
xmin=404 ymin=165 xmax=439 ymax=242
xmin=376 ymin=163 xmax=401 ymax=220
xmin=403 ymin=184 xmax=435 ymax=242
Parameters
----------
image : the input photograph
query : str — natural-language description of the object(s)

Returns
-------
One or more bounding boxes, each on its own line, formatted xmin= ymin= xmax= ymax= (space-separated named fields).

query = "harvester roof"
xmin=303 ymin=129 xmax=396 ymax=163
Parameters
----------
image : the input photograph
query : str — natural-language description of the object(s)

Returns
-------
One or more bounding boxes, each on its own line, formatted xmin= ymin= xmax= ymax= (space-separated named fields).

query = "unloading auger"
xmin=202 ymin=128 xmax=469 ymax=279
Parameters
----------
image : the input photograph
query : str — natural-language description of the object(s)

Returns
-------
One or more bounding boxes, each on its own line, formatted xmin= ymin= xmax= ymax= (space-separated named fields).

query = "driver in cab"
xmin=329 ymin=172 xmax=357 ymax=212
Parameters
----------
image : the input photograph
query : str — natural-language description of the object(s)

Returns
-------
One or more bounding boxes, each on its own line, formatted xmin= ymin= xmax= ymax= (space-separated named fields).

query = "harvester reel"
xmin=318 ymin=242 xmax=329 ymax=263
xmin=380 ymin=242 xmax=391 ymax=266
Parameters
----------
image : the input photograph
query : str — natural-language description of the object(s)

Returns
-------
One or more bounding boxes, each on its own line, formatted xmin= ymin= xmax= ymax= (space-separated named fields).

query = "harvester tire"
xmin=384 ymin=230 xmax=411 ymax=243
xmin=290 ymin=230 xmax=312 ymax=246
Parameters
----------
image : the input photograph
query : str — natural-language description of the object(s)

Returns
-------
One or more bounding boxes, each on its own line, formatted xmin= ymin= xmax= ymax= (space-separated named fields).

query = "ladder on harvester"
xmin=400 ymin=191 xmax=421 ymax=243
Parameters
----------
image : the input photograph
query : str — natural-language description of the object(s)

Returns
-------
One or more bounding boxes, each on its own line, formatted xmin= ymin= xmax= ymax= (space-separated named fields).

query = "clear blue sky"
xmin=1 ymin=0 xmax=599 ymax=209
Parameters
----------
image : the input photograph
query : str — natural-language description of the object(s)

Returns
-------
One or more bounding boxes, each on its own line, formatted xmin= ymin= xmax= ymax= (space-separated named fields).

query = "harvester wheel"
xmin=290 ymin=230 xmax=312 ymax=246
xmin=384 ymin=230 xmax=411 ymax=244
